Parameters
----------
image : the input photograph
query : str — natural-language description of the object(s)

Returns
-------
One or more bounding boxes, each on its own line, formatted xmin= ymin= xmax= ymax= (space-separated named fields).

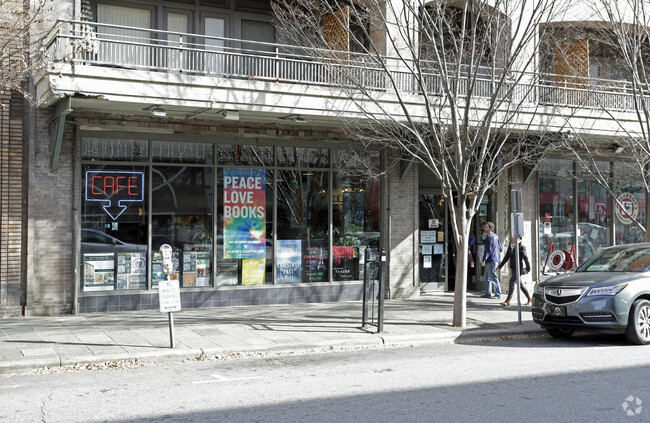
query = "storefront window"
xmin=216 ymin=168 xmax=274 ymax=285
xmin=80 ymin=139 xmax=383 ymax=295
xmin=81 ymin=165 xmax=148 ymax=291
xmin=152 ymin=166 xmax=214 ymax=288
xmin=152 ymin=141 xmax=214 ymax=164
xmin=217 ymin=144 xmax=273 ymax=166
xmin=277 ymin=147 xmax=329 ymax=168
xmin=539 ymin=159 xmax=648 ymax=272
xmin=614 ymin=164 xmax=646 ymax=245
xmin=577 ymin=177 xmax=611 ymax=261
xmin=82 ymin=137 xmax=148 ymax=161
xmin=539 ymin=170 xmax=575 ymax=270
xmin=332 ymin=150 xmax=381 ymax=281
xmin=276 ymin=170 xmax=329 ymax=283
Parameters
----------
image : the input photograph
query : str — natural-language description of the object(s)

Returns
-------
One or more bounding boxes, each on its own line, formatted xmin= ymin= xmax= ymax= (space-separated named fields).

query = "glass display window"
xmin=539 ymin=159 xmax=647 ymax=272
xmin=152 ymin=166 xmax=214 ymax=288
xmin=81 ymin=164 xmax=148 ymax=291
xmin=82 ymin=137 xmax=148 ymax=161
xmin=217 ymin=144 xmax=273 ymax=166
xmin=332 ymin=159 xmax=381 ymax=281
xmin=539 ymin=175 xmax=575 ymax=271
xmin=79 ymin=138 xmax=384 ymax=294
xmin=277 ymin=147 xmax=330 ymax=168
xmin=276 ymin=170 xmax=329 ymax=283
xmin=152 ymin=141 xmax=214 ymax=164
xmin=216 ymin=168 xmax=274 ymax=285
xmin=577 ymin=178 xmax=611 ymax=262
xmin=614 ymin=180 xmax=646 ymax=246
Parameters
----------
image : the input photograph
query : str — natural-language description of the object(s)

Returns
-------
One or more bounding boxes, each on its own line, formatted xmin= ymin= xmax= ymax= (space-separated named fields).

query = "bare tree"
xmin=272 ymin=0 xmax=570 ymax=326
xmin=558 ymin=0 xmax=650 ymax=240
xmin=0 ymin=0 xmax=51 ymax=100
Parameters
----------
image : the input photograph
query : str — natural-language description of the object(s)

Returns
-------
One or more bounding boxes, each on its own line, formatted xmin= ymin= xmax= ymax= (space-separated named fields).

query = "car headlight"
xmin=587 ymin=284 xmax=628 ymax=296
xmin=534 ymin=283 xmax=543 ymax=294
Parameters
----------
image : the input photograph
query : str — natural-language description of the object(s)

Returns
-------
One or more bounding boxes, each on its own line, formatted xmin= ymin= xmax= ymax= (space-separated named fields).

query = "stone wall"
xmin=387 ymin=151 xmax=419 ymax=298
xmin=24 ymin=108 xmax=75 ymax=316
xmin=0 ymin=91 xmax=26 ymax=317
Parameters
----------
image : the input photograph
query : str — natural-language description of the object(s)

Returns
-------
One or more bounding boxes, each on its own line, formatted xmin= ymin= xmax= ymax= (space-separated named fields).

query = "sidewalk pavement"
xmin=0 ymin=292 xmax=545 ymax=374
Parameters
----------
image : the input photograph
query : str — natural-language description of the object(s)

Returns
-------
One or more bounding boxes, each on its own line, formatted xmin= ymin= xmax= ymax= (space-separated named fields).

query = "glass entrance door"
xmin=418 ymin=194 xmax=446 ymax=291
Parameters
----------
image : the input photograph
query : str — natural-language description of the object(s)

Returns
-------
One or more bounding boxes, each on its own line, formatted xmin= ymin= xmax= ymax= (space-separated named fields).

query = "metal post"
xmin=362 ymin=247 xmax=369 ymax=327
xmin=515 ymin=237 xmax=522 ymax=325
xmin=168 ymin=311 xmax=175 ymax=348
xmin=378 ymin=249 xmax=386 ymax=333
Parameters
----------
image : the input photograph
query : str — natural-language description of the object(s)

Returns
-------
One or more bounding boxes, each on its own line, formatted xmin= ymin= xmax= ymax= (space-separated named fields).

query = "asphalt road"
xmin=2 ymin=332 xmax=650 ymax=423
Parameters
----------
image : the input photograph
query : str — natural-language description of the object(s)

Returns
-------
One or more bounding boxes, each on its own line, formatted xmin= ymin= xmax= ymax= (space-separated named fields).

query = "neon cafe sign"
xmin=85 ymin=170 xmax=145 ymax=220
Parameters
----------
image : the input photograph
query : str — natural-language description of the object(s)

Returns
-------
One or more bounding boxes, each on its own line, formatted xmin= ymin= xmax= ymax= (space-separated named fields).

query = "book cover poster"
xmin=216 ymin=259 xmax=238 ymax=286
xmin=276 ymin=239 xmax=302 ymax=284
xmin=242 ymin=258 xmax=266 ymax=285
xmin=196 ymin=252 xmax=211 ymax=287
xmin=302 ymin=239 xmax=328 ymax=282
xmin=223 ymin=168 xmax=266 ymax=258
xmin=333 ymin=246 xmax=355 ymax=281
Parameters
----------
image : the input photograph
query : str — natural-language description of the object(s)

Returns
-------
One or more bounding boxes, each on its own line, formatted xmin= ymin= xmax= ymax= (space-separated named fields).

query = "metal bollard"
xmin=377 ymin=249 xmax=386 ymax=333
xmin=362 ymin=247 xmax=370 ymax=327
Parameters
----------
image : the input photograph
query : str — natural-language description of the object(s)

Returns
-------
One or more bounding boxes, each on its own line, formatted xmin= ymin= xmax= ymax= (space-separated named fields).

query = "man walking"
xmin=480 ymin=222 xmax=502 ymax=298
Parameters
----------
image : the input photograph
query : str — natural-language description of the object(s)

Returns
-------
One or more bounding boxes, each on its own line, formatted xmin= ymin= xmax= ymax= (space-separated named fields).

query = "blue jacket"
xmin=483 ymin=232 xmax=502 ymax=263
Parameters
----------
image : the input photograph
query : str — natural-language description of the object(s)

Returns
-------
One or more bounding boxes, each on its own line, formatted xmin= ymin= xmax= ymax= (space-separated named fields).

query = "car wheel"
xmin=546 ymin=327 xmax=575 ymax=339
xmin=625 ymin=299 xmax=650 ymax=345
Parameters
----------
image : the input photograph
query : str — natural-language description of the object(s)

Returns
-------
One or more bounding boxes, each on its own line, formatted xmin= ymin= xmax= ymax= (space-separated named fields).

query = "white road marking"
xmin=193 ymin=373 xmax=262 ymax=384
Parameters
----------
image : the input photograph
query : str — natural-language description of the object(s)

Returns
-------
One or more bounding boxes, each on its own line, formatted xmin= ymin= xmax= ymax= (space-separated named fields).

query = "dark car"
xmin=532 ymin=243 xmax=650 ymax=344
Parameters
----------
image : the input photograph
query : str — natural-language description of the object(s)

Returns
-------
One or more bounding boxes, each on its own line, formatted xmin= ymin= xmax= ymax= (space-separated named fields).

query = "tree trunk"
xmin=452 ymin=205 xmax=470 ymax=327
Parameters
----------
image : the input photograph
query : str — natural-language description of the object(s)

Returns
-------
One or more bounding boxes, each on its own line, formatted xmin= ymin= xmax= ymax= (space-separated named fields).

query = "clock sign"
xmin=85 ymin=170 xmax=145 ymax=220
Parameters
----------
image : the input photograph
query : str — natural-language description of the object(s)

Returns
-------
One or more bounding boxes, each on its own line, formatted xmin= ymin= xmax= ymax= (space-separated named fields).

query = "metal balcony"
xmin=43 ymin=20 xmax=643 ymax=114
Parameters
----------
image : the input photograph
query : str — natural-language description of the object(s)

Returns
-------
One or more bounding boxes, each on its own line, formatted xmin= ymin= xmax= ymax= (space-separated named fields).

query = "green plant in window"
xmin=192 ymin=223 xmax=212 ymax=245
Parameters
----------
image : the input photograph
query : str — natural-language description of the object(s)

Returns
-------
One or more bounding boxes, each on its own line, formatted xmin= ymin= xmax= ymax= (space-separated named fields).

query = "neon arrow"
xmin=85 ymin=170 xmax=145 ymax=221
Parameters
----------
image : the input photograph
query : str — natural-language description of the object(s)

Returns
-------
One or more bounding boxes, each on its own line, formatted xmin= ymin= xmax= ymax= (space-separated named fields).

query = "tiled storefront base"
xmin=78 ymin=283 xmax=365 ymax=313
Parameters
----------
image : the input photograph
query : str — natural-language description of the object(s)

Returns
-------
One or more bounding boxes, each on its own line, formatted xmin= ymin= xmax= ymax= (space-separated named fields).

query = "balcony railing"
xmin=45 ymin=20 xmax=644 ymax=113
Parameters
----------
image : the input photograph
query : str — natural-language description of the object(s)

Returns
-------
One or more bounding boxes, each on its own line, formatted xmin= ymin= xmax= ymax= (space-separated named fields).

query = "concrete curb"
xmin=0 ymin=327 xmax=548 ymax=375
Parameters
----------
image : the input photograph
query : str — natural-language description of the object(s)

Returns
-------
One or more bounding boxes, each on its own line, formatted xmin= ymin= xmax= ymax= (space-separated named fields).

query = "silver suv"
xmin=532 ymin=243 xmax=650 ymax=344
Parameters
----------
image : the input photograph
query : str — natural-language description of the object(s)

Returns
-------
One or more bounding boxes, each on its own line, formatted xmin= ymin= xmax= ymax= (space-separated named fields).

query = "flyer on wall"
xmin=303 ymin=239 xmax=328 ymax=282
xmin=216 ymin=259 xmax=238 ymax=286
xmin=242 ymin=258 xmax=266 ymax=285
xmin=333 ymin=246 xmax=355 ymax=281
xmin=223 ymin=168 xmax=266 ymax=259
xmin=196 ymin=252 xmax=211 ymax=287
xmin=83 ymin=253 xmax=116 ymax=291
xmin=116 ymin=252 xmax=147 ymax=289
xmin=276 ymin=239 xmax=302 ymax=283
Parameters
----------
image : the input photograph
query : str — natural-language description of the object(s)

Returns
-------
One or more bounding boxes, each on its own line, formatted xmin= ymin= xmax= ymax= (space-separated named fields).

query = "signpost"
xmin=159 ymin=244 xmax=180 ymax=348
xmin=511 ymin=188 xmax=524 ymax=325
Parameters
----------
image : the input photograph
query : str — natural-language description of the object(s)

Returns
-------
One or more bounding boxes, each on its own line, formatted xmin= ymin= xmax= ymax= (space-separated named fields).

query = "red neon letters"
xmin=86 ymin=171 xmax=144 ymax=201
xmin=91 ymin=175 xmax=139 ymax=196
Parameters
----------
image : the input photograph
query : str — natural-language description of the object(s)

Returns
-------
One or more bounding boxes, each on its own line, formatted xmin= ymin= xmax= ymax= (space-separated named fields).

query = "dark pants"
xmin=506 ymin=273 xmax=530 ymax=301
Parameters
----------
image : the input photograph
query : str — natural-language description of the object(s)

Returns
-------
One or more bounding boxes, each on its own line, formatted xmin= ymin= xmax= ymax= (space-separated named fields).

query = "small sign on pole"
xmin=159 ymin=244 xmax=180 ymax=348
xmin=158 ymin=279 xmax=181 ymax=313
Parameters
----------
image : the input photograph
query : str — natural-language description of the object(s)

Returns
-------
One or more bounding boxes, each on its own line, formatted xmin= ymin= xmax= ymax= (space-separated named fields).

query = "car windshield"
xmin=579 ymin=246 xmax=650 ymax=272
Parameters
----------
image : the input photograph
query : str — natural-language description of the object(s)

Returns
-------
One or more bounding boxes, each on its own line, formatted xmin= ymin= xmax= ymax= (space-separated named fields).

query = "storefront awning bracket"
xmin=523 ymin=164 xmax=536 ymax=184
xmin=51 ymin=96 xmax=73 ymax=171
xmin=400 ymin=157 xmax=415 ymax=181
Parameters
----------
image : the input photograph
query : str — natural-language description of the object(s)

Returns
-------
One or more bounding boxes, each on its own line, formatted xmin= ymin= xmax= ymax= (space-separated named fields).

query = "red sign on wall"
xmin=85 ymin=171 xmax=144 ymax=220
